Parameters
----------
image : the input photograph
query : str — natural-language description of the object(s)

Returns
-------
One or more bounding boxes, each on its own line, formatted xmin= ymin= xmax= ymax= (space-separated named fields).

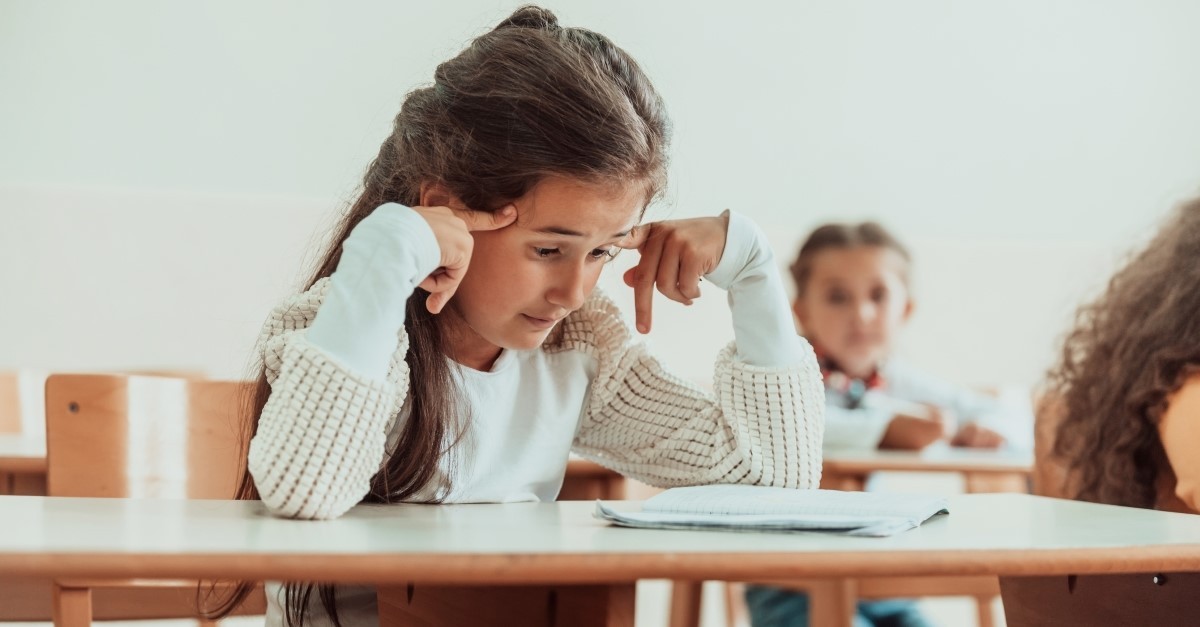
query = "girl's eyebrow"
xmin=535 ymin=226 xmax=631 ymax=238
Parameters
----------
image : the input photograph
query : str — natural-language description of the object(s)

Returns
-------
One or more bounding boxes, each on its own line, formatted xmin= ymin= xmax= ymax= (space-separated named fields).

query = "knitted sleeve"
xmin=560 ymin=291 xmax=825 ymax=489
xmin=247 ymin=278 xmax=410 ymax=520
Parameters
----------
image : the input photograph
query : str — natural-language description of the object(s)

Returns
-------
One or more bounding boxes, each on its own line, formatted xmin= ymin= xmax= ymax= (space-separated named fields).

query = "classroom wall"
xmin=3 ymin=0 xmax=1200 ymax=389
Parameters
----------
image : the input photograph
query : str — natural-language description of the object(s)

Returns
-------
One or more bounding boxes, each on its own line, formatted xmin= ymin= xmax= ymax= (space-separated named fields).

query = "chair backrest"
xmin=0 ymin=372 xmax=18 ymax=434
xmin=44 ymin=373 xmax=251 ymax=499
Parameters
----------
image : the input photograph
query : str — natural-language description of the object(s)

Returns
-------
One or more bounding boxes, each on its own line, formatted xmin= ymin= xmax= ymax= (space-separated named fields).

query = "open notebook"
xmin=595 ymin=484 xmax=949 ymax=537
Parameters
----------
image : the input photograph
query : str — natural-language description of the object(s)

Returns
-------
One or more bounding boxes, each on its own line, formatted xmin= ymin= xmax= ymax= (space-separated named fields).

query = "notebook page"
xmin=594 ymin=502 xmax=925 ymax=537
xmin=642 ymin=485 xmax=948 ymax=521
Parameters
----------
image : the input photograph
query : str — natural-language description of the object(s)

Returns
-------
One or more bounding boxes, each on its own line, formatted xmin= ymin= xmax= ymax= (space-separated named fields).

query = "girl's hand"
xmin=951 ymin=423 xmax=1006 ymax=449
xmin=879 ymin=413 xmax=948 ymax=450
xmin=413 ymin=204 xmax=517 ymax=314
xmin=618 ymin=214 xmax=729 ymax=334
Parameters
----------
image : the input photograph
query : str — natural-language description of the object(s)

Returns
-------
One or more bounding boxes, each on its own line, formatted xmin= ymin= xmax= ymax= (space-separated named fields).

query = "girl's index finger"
xmin=615 ymin=224 xmax=650 ymax=250
xmin=450 ymin=203 xmax=518 ymax=232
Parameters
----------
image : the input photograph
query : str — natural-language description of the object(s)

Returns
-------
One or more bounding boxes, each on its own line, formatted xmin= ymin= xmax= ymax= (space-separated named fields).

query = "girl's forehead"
xmin=513 ymin=177 xmax=644 ymax=237
xmin=812 ymin=246 xmax=909 ymax=281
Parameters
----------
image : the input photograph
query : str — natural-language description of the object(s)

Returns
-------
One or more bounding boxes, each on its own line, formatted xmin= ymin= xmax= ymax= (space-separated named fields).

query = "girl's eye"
xmin=589 ymin=247 xmax=618 ymax=262
xmin=534 ymin=247 xmax=560 ymax=258
xmin=870 ymin=287 xmax=888 ymax=303
xmin=827 ymin=290 xmax=849 ymax=305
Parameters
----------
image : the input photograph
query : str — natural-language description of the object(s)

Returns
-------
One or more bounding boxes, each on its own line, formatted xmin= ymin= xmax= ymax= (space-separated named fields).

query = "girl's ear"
xmin=419 ymin=181 xmax=457 ymax=208
xmin=902 ymin=298 xmax=915 ymax=323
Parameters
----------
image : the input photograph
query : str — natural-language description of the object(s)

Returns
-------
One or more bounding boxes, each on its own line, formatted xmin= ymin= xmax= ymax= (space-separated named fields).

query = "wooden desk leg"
xmin=807 ymin=579 xmax=856 ymax=627
xmin=52 ymin=582 xmax=92 ymax=627
xmin=974 ymin=593 xmax=996 ymax=627
xmin=377 ymin=583 xmax=634 ymax=627
xmin=668 ymin=580 xmax=703 ymax=627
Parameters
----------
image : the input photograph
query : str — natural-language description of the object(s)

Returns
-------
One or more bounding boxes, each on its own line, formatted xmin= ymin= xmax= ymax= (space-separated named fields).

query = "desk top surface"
xmin=1 ymin=493 xmax=1197 ymax=583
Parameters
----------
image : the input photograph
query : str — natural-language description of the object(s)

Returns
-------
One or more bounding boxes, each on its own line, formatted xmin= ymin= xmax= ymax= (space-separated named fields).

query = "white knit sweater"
xmin=246 ymin=206 xmax=824 ymax=626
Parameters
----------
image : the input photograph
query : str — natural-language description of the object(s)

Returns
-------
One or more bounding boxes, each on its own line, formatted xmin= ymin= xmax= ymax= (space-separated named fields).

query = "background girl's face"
xmin=793 ymin=245 xmax=912 ymax=379
xmin=444 ymin=176 xmax=643 ymax=369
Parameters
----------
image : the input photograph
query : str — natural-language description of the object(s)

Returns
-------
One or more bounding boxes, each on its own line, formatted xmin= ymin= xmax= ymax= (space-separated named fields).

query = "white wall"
xmin=3 ymin=0 xmax=1200 ymax=387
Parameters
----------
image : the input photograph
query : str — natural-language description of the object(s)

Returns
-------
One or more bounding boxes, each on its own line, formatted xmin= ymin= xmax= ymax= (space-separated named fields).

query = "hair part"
xmin=1047 ymin=197 xmax=1200 ymax=509
xmin=789 ymin=221 xmax=912 ymax=297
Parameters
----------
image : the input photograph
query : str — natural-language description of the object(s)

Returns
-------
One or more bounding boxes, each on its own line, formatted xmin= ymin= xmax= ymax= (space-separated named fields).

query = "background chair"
xmin=0 ymin=370 xmax=48 ymax=495
xmin=21 ymin=373 xmax=265 ymax=627
xmin=0 ymin=371 xmax=20 ymax=434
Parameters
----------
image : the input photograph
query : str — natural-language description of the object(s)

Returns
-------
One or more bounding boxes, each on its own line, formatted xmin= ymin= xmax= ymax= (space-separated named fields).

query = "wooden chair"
xmin=33 ymin=373 xmax=266 ymax=627
xmin=0 ymin=370 xmax=48 ymax=495
xmin=0 ymin=371 xmax=19 ymax=434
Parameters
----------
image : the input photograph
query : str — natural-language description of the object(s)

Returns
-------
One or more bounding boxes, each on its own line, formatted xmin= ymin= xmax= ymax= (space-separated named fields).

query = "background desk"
xmin=821 ymin=445 xmax=1033 ymax=493
xmin=2 ymin=494 xmax=1200 ymax=626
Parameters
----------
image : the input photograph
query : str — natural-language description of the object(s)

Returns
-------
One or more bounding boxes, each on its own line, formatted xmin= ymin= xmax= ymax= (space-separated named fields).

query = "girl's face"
xmin=443 ymin=176 xmax=643 ymax=370
xmin=793 ymin=246 xmax=912 ymax=379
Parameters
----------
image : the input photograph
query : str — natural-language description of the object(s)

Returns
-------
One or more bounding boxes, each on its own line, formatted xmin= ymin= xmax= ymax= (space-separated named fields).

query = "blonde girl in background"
xmin=208 ymin=6 xmax=824 ymax=627
xmin=746 ymin=221 xmax=1029 ymax=627
xmin=789 ymin=221 xmax=1022 ymax=452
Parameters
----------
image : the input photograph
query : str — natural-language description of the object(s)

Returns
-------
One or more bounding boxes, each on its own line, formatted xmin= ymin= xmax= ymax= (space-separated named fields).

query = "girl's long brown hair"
xmin=1046 ymin=198 xmax=1200 ymax=508
xmin=202 ymin=5 xmax=669 ymax=626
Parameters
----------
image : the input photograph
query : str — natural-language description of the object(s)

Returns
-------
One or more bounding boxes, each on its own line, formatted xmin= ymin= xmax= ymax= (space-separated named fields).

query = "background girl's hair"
xmin=204 ymin=5 xmax=670 ymax=625
xmin=788 ymin=221 xmax=912 ymax=295
xmin=1046 ymin=198 xmax=1200 ymax=509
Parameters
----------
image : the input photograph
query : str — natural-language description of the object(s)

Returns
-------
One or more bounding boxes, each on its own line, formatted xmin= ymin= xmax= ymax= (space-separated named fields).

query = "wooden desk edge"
xmin=3 ymin=546 xmax=1199 ymax=583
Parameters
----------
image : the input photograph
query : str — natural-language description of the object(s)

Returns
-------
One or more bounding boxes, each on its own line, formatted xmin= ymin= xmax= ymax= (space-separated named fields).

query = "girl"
xmin=787 ymin=221 xmax=1015 ymax=452
xmin=1044 ymin=198 xmax=1200 ymax=513
xmin=211 ymin=7 xmax=823 ymax=627
xmin=746 ymin=221 xmax=1021 ymax=627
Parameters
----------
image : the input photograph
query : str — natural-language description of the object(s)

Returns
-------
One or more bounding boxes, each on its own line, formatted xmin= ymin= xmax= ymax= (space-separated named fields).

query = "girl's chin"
xmin=492 ymin=328 xmax=556 ymax=351
xmin=834 ymin=351 xmax=885 ymax=375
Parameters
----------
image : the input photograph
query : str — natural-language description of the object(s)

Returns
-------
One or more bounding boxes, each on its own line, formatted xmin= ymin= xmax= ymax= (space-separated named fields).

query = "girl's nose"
xmin=547 ymin=262 xmax=588 ymax=311
xmin=855 ymin=301 xmax=877 ymax=323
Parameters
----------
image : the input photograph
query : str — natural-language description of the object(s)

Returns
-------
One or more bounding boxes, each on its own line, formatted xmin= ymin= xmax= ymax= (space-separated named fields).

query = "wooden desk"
xmin=821 ymin=444 xmax=1033 ymax=493
xmin=2 ymin=494 xmax=1199 ymax=627
xmin=0 ymin=434 xmax=47 ymax=495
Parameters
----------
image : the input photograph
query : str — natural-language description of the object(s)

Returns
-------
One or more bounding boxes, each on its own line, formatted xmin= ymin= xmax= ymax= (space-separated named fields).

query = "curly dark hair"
xmin=1046 ymin=197 xmax=1200 ymax=508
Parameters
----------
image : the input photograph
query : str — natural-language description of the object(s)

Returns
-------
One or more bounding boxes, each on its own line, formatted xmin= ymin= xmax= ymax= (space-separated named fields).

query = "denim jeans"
xmin=744 ymin=585 xmax=932 ymax=627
